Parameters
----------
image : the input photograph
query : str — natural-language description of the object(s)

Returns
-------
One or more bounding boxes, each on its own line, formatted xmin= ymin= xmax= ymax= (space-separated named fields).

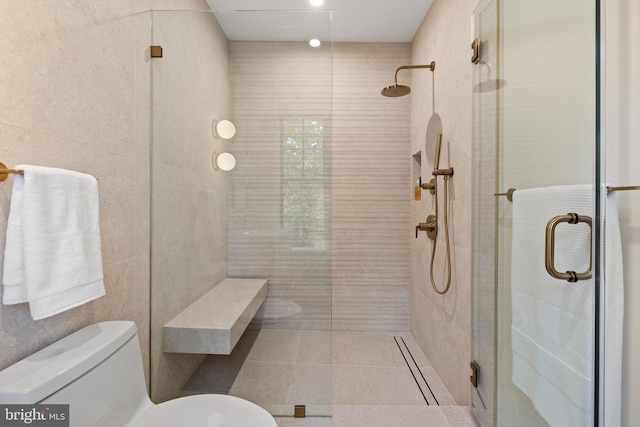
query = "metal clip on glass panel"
xmin=545 ymin=213 xmax=592 ymax=282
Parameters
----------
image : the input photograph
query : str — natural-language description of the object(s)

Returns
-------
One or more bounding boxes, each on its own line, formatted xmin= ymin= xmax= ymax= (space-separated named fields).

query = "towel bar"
xmin=0 ymin=162 xmax=24 ymax=182
xmin=494 ymin=188 xmax=516 ymax=201
xmin=497 ymin=185 xmax=640 ymax=202
xmin=607 ymin=185 xmax=640 ymax=193
xmin=0 ymin=164 xmax=99 ymax=183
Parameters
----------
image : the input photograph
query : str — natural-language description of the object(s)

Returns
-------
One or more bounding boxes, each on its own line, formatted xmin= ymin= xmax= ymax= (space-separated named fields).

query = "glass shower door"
xmin=472 ymin=0 xmax=599 ymax=426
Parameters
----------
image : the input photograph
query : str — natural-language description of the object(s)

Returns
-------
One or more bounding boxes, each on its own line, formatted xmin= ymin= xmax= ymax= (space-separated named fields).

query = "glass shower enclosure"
xmin=472 ymin=0 xmax=607 ymax=426
xmin=149 ymin=9 xmax=333 ymax=419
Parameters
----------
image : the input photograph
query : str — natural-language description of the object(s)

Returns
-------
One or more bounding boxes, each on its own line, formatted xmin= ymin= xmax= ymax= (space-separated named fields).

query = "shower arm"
xmin=393 ymin=62 xmax=436 ymax=84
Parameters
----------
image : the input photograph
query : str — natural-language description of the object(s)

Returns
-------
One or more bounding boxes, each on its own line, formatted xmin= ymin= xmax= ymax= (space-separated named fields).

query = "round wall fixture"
xmin=213 ymin=152 xmax=236 ymax=172
xmin=214 ymin=120 xmax=236 ymax=139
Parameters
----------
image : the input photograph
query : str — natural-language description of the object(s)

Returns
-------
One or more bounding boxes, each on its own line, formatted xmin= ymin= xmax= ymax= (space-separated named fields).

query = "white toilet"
xmin=0 ymin=321 xmax=277 ymax=427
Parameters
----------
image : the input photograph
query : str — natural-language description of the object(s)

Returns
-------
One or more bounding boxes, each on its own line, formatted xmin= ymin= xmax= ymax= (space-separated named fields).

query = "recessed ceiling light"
xmin=309 ymin=39 xmax=321 ymax=48
xmin=310 ymin=0 xmax=324 ymax=6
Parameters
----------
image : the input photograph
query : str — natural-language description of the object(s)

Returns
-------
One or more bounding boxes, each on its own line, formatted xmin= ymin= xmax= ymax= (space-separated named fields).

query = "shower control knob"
xmin=415 ymin=215 xmax=437 ymax=239
xmin=420 ymin=177 xmax=436 ymax=195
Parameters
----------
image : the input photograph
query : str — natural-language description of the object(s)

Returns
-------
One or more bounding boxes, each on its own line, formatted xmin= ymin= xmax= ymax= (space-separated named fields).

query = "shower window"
xmin=281 ymin=118 xmax=326 ymax=249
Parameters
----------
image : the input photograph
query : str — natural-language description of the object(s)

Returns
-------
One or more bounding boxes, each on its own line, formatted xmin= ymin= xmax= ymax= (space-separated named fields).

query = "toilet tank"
xmin=0 ymin=321 xmax=153 ymax=426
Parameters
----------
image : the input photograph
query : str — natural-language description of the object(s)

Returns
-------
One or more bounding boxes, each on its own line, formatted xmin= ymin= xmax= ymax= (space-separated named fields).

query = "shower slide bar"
xmin=495 ymin=185 xmax=640 ymax=201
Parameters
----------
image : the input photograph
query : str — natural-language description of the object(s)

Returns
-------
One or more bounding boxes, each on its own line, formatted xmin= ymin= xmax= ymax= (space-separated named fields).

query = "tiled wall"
xmin=0 ymin=1 xmax=151 ymax=376
xmin=227 ymin=41 xmax=333 ymax=331
xmin=149 ymin=9 xmax=230 ymax=402
xmin=331 ymin=43 xmax=412 ymax=332
xmin=228 ymin=42 xmax=412 ymax=333
xmin=410 ymin=0 xmax=477 ymax=405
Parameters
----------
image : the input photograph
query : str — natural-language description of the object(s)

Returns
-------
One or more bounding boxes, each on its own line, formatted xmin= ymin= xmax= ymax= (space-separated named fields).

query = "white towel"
xmin=2 ymin=165 xmax=105 ymax=320
xmin=511 ymin=184 xmax=623 ymax=427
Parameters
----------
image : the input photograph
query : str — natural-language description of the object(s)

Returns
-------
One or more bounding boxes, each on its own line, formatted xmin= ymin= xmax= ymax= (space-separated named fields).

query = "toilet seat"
xmin=131 ymin=394 xmax=277 ymax=427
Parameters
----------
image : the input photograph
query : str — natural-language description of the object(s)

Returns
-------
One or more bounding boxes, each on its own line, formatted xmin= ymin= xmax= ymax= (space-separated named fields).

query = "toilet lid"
xmin=131 ymin=394 xmax=277 ymax=427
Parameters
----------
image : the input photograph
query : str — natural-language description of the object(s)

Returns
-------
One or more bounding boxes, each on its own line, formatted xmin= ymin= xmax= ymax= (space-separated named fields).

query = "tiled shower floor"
xmin=181 ymin=329 xmax=478 ymax=427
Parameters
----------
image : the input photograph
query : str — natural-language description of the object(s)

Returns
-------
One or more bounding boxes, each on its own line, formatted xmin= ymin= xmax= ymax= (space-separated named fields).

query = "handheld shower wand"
xmin=434 ymin=133 xmax=442 ymax=170
xmin=430 ymin=134 xmax=453 ymax=295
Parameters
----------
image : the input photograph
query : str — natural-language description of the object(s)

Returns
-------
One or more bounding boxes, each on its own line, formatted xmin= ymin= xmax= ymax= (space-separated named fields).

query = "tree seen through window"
xmin=282 ymin=119 xmax=325 ymax=249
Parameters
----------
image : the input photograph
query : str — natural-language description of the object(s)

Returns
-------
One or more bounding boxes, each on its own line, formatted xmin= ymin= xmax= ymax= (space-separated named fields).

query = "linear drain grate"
xmin=394 ymin=336 xmax=439 ymax=406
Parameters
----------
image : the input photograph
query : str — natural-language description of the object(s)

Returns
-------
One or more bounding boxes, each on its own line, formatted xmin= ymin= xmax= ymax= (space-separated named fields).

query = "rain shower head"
xmin=381 ymin=84 xmax=411 ymax=97
xmin=381 ymin=61 xmax=435 ymax=97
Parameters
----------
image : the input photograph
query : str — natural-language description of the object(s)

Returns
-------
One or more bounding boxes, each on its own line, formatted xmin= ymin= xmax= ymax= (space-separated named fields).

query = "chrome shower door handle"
xmin=544 ymin=213 xmax=593 ymax=282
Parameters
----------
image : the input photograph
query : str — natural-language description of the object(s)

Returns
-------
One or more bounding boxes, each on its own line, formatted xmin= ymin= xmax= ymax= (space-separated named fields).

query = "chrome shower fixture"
xmin=381 ymin=61 xmax=436 ymax=97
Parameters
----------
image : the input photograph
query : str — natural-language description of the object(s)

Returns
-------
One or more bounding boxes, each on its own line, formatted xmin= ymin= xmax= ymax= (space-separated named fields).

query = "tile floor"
xmin=181 ymin=328 xmax=478 ymax=427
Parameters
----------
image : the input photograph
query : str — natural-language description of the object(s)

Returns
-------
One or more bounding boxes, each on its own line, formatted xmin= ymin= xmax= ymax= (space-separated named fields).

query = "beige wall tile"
xmin=0 ymin=2 xmax=152 ymax=383
xmin=410 ymin=0 xmax=477 ymax=405
xmin=331 ymin=43 xmax=412 ymax=332
xmin=149 ymin=9 xmax=230 ymax=401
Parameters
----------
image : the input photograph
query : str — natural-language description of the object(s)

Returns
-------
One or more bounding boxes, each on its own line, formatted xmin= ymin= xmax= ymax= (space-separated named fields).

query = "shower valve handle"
xmin=419 ymin=176 xmax=436 ymax=195
xmin=415 ymin=215 xmax=437 ymax=239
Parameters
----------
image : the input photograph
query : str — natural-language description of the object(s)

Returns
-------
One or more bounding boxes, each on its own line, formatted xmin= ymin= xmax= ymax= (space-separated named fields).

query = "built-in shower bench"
xmin=162 ymin=278 xmax=268 ymax=355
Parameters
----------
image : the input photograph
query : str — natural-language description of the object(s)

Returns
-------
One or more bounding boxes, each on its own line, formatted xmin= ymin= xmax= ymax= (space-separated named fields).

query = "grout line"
xmin=399 ymin=336 xmax=440 ymax=405
xmin=394 ymin=336 xmax=431 ymax=405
